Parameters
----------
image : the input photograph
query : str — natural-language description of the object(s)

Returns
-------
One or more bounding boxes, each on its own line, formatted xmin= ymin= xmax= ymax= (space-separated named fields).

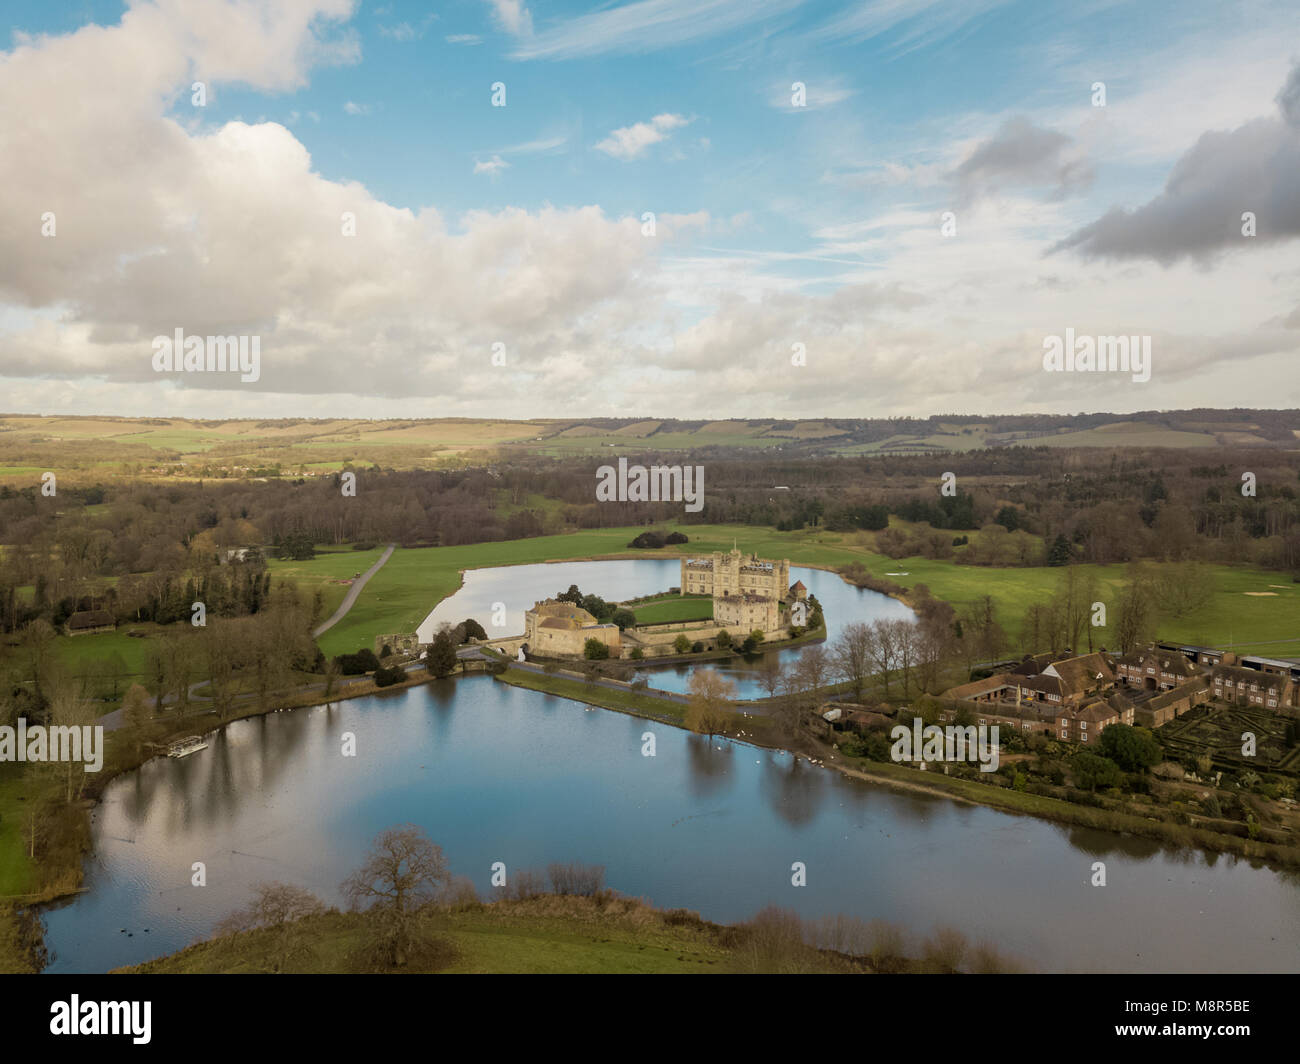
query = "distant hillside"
xmin=0 ymin=409 xmax=1294 ymax=479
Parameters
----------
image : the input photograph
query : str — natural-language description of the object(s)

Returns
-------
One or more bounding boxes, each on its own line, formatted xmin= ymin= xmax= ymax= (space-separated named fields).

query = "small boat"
xmin=167 ymin=736 xmax=208 ymax=758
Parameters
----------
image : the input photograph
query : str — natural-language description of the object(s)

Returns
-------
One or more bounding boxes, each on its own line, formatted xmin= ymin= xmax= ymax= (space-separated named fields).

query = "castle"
xmin=516 ymin=549 xmax=808 ymax=661
xmin=522 ymin=600 xmax=622 ymax=658
xmin=681 ymin=548 xmax=806 ymax=636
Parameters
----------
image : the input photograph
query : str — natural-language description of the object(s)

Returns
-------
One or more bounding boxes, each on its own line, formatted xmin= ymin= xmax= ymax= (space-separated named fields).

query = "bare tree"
xmin=341 ymin=824 xmax=449 ymax=967
xmin=214 ymin=881 xmax=327 ymax=972
xmin=831 ymin=622 xmax=874 ymax=702
xmin=868 ymin=619 xmax=900 ymax=698
xmin=757 ymin=655 xmax=784 ymax=699
xmin=686 ymin=668 xmax=736 ymax=739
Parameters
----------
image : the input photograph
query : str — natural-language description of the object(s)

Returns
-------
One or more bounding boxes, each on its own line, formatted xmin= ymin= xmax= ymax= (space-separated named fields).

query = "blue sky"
xmin=2 ymin=0 xmax=1298 ymax=418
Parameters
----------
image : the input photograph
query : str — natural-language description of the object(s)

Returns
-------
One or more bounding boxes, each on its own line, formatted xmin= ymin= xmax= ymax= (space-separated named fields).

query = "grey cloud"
xmin=1052 ymin=64 xmax=1300 ymax=263
xmin=949 ymin=116 xmax=1093 ymax=203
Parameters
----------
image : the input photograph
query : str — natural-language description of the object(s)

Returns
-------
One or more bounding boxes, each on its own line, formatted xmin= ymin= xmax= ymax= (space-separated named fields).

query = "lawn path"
xmin=311 ymin=543 xmax=397 ymax=638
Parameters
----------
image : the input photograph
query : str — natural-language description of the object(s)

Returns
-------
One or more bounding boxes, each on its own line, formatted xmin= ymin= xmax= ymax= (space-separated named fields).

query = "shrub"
xmin=583 ymin=638 xmax=610 ymax=660
xmin=692 ymin=641 xmax=704 ymax=653
xmin=351 ymin=541 xmax=377 ymax=551
xmin=629 ymin=647 xmax=644 ymax=660
xmin=547 ymin=862 xmax=606 ymax=896
xmin=673 ymin=634 xmax=692 ymax=654
xmin=373 ymin=665 xmax=405 ymax=687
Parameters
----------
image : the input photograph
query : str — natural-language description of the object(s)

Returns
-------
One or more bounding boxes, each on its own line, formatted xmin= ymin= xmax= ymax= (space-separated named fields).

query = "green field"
xmin=265 ymin=544 xmax=388 ymax=619
xmin=632 ymin=594 xmax=713 ymax=625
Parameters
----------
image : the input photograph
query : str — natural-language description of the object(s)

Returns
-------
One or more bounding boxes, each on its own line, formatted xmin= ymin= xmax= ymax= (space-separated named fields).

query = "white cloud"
xmin=473 ymin=155 xmax=510 ymax=176
xmin=511 ymin=0 xmax=803 ymax=60
xmin=445 ymin=33 xmax=482 ymax=45
xmin=343 ymin=99 xmax=368 ymax=115
xmin=483 ymin=0 xmax=532 ymax=37
xmin=595 ymin=113 xmax=691 ymax=160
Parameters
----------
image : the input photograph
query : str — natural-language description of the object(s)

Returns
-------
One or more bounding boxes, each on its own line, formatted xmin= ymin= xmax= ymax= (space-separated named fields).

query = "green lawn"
xmin=633 ymin=595 xmax=713 ymax=625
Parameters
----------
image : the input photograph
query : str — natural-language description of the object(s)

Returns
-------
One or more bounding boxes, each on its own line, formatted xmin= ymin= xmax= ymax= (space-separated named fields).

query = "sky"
xmin=1 ymin=0 xmax=1298 ymax=420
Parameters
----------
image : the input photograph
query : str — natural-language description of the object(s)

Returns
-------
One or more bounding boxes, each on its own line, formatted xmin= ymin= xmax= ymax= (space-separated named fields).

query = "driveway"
xmin=312 ymin=543 xmax=397 ymax=638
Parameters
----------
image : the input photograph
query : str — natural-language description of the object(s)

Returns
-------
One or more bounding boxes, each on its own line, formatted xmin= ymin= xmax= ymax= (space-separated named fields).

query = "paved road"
xmin=312 ymin=543 xmax=396 ymax=638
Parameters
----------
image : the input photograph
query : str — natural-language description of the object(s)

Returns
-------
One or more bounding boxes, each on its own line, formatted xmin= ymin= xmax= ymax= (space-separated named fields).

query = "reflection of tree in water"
xmin=685 ymin=733 xmax=735 ymax=798
xmin=1063 ymin=824 xmax=1163 ymax=861
xmin=758 ymin=753 xmax=827 ymax=827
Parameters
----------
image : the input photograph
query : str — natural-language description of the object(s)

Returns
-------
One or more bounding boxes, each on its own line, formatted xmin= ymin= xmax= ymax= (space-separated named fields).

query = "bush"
xmin=352 ymin=541 xmax=377 ymax=551
xmin=583 ymin=638 xmax=610 ymax=660
xmin=692 ymin=641 xmax=704 ymax=653
xmin=547 ymin=862 xmax=606 ymax=896
xmin=336 ymin=647 xmax=382 ymax=675
xmin=373 ymin=665 xmax=405 ymax=687
xmin=665 ymin=532 xmax=689 ymax=544
xmin=629 ymin=647 xmax=644 ymax=660
xmin=673 ymin=634 xmax=692 ymax=654
xmin=715 ymin=629 xmax=732 ymax=650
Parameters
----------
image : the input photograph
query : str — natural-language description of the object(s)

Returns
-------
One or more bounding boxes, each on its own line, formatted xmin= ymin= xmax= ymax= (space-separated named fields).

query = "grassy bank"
xmin=495 ymin=667 xmax=689 ymax=726
xmin=122 ymin=897 xmax=737 ymax=974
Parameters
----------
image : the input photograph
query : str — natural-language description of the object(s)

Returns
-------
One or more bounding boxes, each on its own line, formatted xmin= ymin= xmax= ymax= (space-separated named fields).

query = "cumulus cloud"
xmin=0 ymin=1 xmax=654 ymax=401
xmin=595 ymin=113 xmax=691 ymax=160
xmin=949 ymin=116 xmax=1093 ymax=204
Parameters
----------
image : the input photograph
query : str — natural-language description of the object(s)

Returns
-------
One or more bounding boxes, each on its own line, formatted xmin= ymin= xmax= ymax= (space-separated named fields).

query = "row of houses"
xmin=937 ymin=642 xmax=1297 ymax=745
